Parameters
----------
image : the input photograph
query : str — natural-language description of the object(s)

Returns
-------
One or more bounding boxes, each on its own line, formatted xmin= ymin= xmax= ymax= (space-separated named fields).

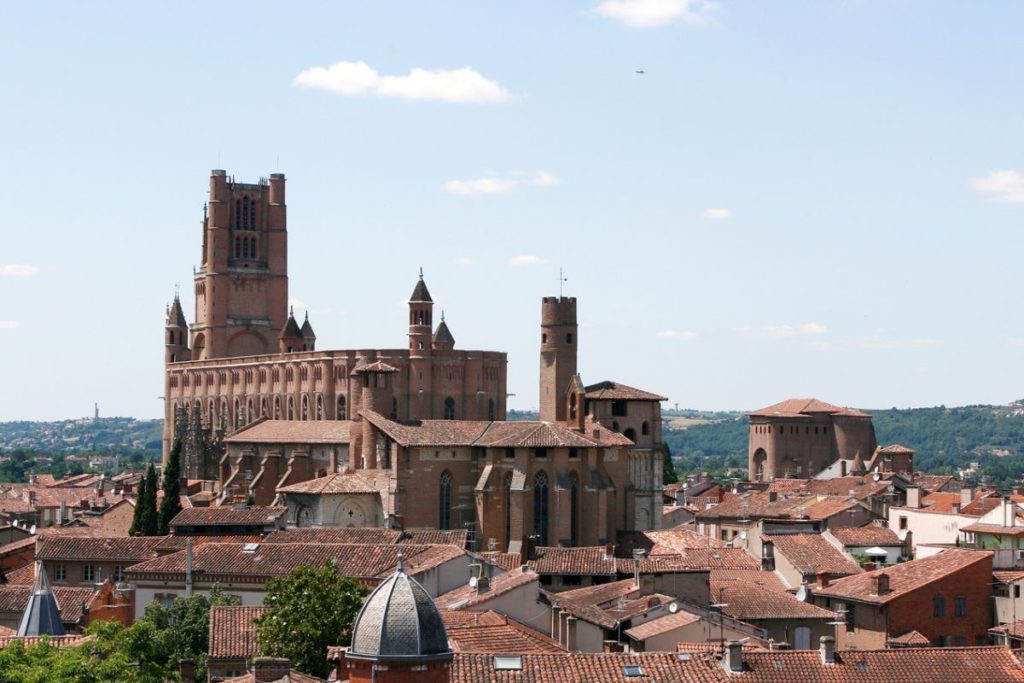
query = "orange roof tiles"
xmin=36 ymin=536 xmax=163 ymax=563
xmin=208 ymin=605 xmax=267 ymax=659
xmin=275 ymin=470 xmax=382 ymax=494
xmin=169 ymin=506 xmax=286 ymax=527
xmin=710 ymin=579 xmax=835 ymax=620
xmin=813 ymin=548 xmax=993 ymax=605
xmin=435 ymin=568 xmax=538 ymax=610
xmin=450 ymin=652 xmax=726 ymax=682
xmin=263 ymin=527 xmax=402 ymax=545
xmin=223 ymin=419 xmax=354 ymax=444
xmin=444 ymin=610 xmax=563 ymax=654
xmin=748 ymin=398 xmax=870 ymax=419
xmin=830 ymin=525 xmax=902 ymax=547
xmin=529 ymin=546 xmax=617 ymax=576
xmin=618 ymin=528 xmax=726 ymax=557
xmin=768 ymin=534 xmax=862 ymax=578
xmin=584 ymin=381 xmax=667 ymax=402
xmin=623 ymin=609 xmax=701 ymax=640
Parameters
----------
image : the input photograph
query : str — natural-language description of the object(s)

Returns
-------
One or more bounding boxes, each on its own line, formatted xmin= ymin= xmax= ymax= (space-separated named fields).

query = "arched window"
xmin=301 ymin=395 xmax=309 ymax=420
xmin=569 ymin=392 xmax=577 ymax=420
xmin=641 ymin=421 xmax=650 ymax=436
xmin=316 ymin=394 xmax=324 ymax=420
xmin=439 ymin=471 xmax=453 ymax=530
xmin=569 ymin=472 xmax=580 ymax=547
xmin=247 ymin=398 xmax=254 ymax=424
xmin=624 ymin=427 xmax=636 ymax=442
xmin=390 ymin=397 xmax=399 ymax=420
xmin=533 ymin=471 xmax=549 ymax=546
xmin=337 ymin=395 xmax=347 ymax=420
xmin=207 ymin=400 xmax=215 ymax=428
xmin=273 ymin=396 xmax=281 ymax=419
xmin=503 ymin=472 xmax=513 ymax=550
xmin=287 ymin=396 xmax=295 ymax=420
xmin=260 ymin=397 xmax=268 ymax=418
xmin=444 ymin=396 xmax=456 ymax=420
xmin=234 ymin=398 xmax=242 ymax=428
xmin=488 ymin=398 xmax=496 ymax=422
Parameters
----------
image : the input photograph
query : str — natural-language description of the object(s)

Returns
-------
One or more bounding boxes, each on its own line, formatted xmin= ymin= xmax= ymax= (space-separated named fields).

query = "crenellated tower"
xmin=539 ymin=296 xmax=578 ymax=422
xmin=191 ymin=170 xmax=288 ymax=360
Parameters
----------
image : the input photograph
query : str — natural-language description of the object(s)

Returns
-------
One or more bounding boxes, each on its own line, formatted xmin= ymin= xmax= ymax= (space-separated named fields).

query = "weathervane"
xmin=559 ymin=268 xmax=568 ymax=298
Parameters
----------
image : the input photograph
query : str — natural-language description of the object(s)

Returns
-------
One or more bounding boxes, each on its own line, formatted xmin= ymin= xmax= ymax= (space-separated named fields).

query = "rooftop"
xmin=223 ymin=418 xmax=354 ymax=444
xmin=769 ymin=533 xmax=862 ymax=578
xmin=748 ymin=398 xmax=870 ymax=419
xmin=209 ymin=605 xmax=267 ymax=659
xmin=434 ymin=567 xmax=538 ymax=610
xmin=443 ymin=610 xmax=563 ymax=654
xmin=584 ymin=381 xmax=667 ymax=402
xmin=36 ymin=536 xmax=163 ymax=563
xmin=168 ymin=506 xmax=287 ymax=528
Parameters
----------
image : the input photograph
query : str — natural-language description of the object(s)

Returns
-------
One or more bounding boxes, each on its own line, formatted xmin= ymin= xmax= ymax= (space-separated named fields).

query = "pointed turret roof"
xmin=300 ymin=311 xmax=316 ymax=340
xmin=409 ymin=268 xmax=433 ymax=303
xmin=433 ymin=313 xmax=455 ymax=346
xmin=280 ymin=307 xmax=302 ymax=339
xmin=166 ymin=295 xmax=187 ymax=328
xmin=851 ymin=452 xmax=866 ymax=475
xmin=17 ymin=562 xmax=65 ymax=637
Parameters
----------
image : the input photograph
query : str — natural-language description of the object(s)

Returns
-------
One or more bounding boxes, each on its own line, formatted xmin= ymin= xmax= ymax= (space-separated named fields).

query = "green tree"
xmin=157 ymin=439 xmax=183 ymax=535
xmin=128 ymin=470 xmax=148 ymax=537
xmin=256 ymin=563 xmax=369 ymax=678
xmin=130 ymin=464 xmax=159 ymax=536
xmin=661 ymin=443 xmax=678 ymax=485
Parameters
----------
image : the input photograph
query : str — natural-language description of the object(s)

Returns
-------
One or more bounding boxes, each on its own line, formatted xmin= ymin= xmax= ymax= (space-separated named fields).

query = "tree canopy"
xmin=157 ymin=439 xmax=183 ymax=535
xmin=256 ymin=563 xmax=369 ymax=678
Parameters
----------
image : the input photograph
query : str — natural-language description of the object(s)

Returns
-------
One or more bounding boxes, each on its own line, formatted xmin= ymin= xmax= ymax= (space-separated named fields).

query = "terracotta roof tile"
xmin=0 ymin=585 xmax=95 ymax=624
xmin=435 ymin=568 xmax=538 ymax=609
xmin=208 ymin=605 xmax=268 ymax=659
xmin=830 ymin=526 xmax=902 ymax=547
xmin=275 ymin=470 xmax=383 ymax=494
xmin=477 ymin=551 xmax=526 ymax=571
xmin=401 ymin=529 xmax=469 ymax=547
xmin=749 ymin=398 xmax=870 ymax=418
xmin=445 ymin=610 xmax=563 ymax=654
xmin=961 ymin=522 xmax=1024 ymax=538
xmin=2 ymin=563 xmax=34 ymax=585
xmin=623 ymin=609 xmax=702 ymax=640
xmin=584 ymin=381 xmax=667 ymax=402
xmin=528 ymin=547 xmax=617 ymax=576
xmin=221 ymin=668 xmax=324 ymax=683
xmin=618 ymin=528 xmax=726 ymax=557
xmin=36 ymin=536 xmax=163 ymax=563
xmin=697 ymin=492 xmax=859 ymax=523
xmin=709 ymin=569 xmax=788 ymax=593
xmin=0 ymin=635 xmax=91 ymax=649
xmin=153 ymin=534 xmax=262 ymax=553
xmin=263 ymin=528 xmax=402 ymax=545
xmin=450 ymin=651 xmax=726 ymax=682
xmin=169 ymin=506 xmax=286 ymax=527
xmin=710 ymin=578 xmax=835 ymax=620
xmin=768 ymin=534 xmax=861 ymax=578
xmin=887 ymin=629 xmax=931 ymax=646
xmin=223 ymin=419 xmax=353 ymax=444
xmin=878 ymin=444 xmax=916 ymax=454
xmin=814 ymin=548 xmax=993 ymax=605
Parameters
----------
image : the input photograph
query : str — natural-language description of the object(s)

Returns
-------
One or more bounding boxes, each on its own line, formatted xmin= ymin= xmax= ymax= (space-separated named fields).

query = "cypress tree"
xmin=140 ymin=464 xmax=159 ymax=536
xmin=158 ymin=440 xmax=183 ymax=535
xmin=129 ymin=472 xmax=147 ymax=536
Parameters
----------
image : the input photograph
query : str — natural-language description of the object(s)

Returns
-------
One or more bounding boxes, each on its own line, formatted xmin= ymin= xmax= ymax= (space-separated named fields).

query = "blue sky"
xmin=2 ymin=1 xmax=1022 ymax=420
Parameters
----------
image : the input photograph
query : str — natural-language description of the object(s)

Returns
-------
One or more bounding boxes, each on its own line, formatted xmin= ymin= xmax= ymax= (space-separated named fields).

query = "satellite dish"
xmin=669 ymin=602 xmax=679 ymax=614
xmin=872 ymin=472 xmax=881 ymax=482
xmin=29 ymin=525 xmax=36 ymax=534
xmin=795 ymin=585 xmax=808 ymax=602
xmin=469 ymin=576 xmax=478 ymax=588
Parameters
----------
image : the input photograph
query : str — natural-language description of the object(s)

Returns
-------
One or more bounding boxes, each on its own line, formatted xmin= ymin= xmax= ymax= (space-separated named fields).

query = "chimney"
xmin=566 ymin=616 xmax=578 ymax=651
xmin=906 ymin=487 xmax=921 ymax=509
xmin=871 ymin=572 xmax=890 ymax=595
xmin=768 ymin=491 xmax=778 ymax=503
xmin=725 ymin=640 xmax=744 ymax=673
xmin=819 ymin=636 xmax=836 ymax=664
xmin=840 ymin=460 xmax=847 ymax=477
xmin=253 ymin=657 xmax=291 ymax=682
xmin=817 ymin=571 xmax=830 ymax=588
xmin=960 ymin=487 xmax=973 ymax=508
xmin=179 ymin=659 xmax=196 ymax=683
xmin=605 ymin=543 xmax=615 ymax=560
xmin=476 ymin=575 xmax=490 ymax=594
xmin=951 ymin=503 xmax=961 ymax=514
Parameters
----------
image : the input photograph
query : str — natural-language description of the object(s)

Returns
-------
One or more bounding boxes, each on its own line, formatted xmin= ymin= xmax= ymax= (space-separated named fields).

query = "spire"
xmin=432 ymin=314 xmax=455 ymax=350
xmin=300 ymin=310 xmax=316 ymax=340
xmin=280 ymin=308 xmax=302 ymax=340
xmin=409 ymin=269 xmax=432 ymax=303
xmin=17 ymin=562 xmax=65 ymax=636
xmin=166 ymin=293 xmax=188 ymax=327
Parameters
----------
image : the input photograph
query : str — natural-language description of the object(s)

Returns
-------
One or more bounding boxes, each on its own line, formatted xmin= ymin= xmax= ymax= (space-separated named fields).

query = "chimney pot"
xmin=820 ymin=636 xmax=836 ymax=664
xmin=252 ymin=657 xmax=291 ymax=682
xmin=817 ymin=571 xmax=830 ymax=588
xmin=725 ymin=640 xmax=744 ymax=672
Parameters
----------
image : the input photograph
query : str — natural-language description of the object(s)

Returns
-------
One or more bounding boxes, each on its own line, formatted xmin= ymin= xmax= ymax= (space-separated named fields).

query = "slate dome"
xmin=347 ymin=555 xmax=451 ymax=661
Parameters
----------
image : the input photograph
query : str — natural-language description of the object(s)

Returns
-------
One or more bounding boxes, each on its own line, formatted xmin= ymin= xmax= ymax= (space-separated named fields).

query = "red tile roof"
xmin=223 ymin=418 xmax=354 ymax=444
xmin=275 ymin=470 xmax=383 ymax=494
xmin=748 ymin=398 xmax=870 ymax=419
xmin=584 ymin=381 xmax=667 ymax=402
xmin=153 ymin=534 xmax=263 ymax=553
xmin=768 ymin=534 xmax=862 ymax=578
xmin=208 ymin=605 xmax=267 ymax=659
xmin=961 ymin=522 xmax=1024 ymax=538
xmin=738 ymin=646 xmax=1024 ymax=682
xmin=617 ymin=528 xmax=726 ymax=557
xmin=887 ymin=629 xmax=931 ymax=646
xmin=477 ymin=552 xmax=524 ymax=571
xmin=401 ymin=529 xmax=469 ymax=547
xmin=710 ymin=578 xmax=835 ymax=620
xmin=709 ymin=569 xmax=788 ymax=593
xmin=263 ymin=527 xmax=402 ymax=545
xmin=36 ymin=536 xmax=163 ymax=563
xmin=829 ymin=525 xmax=902 ymax=547
xmin=169 ymin=506 xmax=287 ymax=527
xmin=450 ymin=652 xmax=725 ymax=682
xmin=435 ymin=568 xmax=539 ymax=610
xmin=529 ymin=546 xmax=617 ymax=576
xmin=0 ymin=585 xmax=95 ymax=624
xmin=877 ymin=444 xmax=916 ymax=454
xmin=697 ymin=491 xmax=859 ymax=523
xmin=2 ymin=563 xmax=34 ymax=585
xmin=623 ymin=609 xmax=701 ymax=640
xmin=444 ymin=610 xmax=563 ymax=654
xmin=813 ymin=548 xmax=993 ymax=605
xmin=126 ymin=542 xmax=464 ymax=582
xmin=221 ymin=668 xmax=324 ymax=683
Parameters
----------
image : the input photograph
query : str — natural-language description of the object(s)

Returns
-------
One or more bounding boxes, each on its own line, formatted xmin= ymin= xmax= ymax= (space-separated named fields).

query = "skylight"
xmin=623 ymin=665 xmax=644 ymax=677
xmin=494 ymin=655 xmax=522 ymax=671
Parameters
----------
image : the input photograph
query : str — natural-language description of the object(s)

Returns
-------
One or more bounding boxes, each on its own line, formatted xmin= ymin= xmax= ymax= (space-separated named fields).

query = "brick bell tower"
xmin=539 ymin=296 xmax=578 ymax=422
xmin=190 ymin=170 xmax=288 ymax=360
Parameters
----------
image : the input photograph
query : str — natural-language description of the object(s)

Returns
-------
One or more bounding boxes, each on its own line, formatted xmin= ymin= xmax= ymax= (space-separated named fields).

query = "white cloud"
xmin=656 ymin=330 xmax=698 ymax=341
xmin=444 ymin=170 xmax=559 ymax=196
xmin=702 ymin=208 xmax=733 ymax=220
xmin=969 ymin=170 xmax=1024 ymax=204
xmin=0 ymin=264 xmax=40 ymax=277
xmin=509 ymin=255 xmax=548 ymax=267
xmin=454 ymin=257 xmax=473 ymax=266
xmin=0 ymin=320 xmax=20 ymax=330
xmin=737 ymin=322 xmax=828 ymax=339
xmin=293 ymin=60 xmax=510 ymax=103
xmin=595 ymin=0 xmax=716 ymax=28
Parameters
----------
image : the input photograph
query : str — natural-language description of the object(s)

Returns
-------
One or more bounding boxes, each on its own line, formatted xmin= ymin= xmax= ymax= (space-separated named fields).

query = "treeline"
xmin=663 ymin=404 xmax=1024 ymax=487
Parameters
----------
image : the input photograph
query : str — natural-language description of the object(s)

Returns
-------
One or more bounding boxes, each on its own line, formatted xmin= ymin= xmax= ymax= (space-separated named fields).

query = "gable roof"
xmin=710 ymin=578 xmax=835 ymax=620
xmin=444 ymin=610 xmax=562 ymax=654
xmin=169 ymin=506 xmax=286 ymax=528
xmin=830 ymin=525 xmax=902 ymax=547
xmin=434 ymin=568 xmax=539 ymax=610
xmin=209 ymin=605 xmax=267 ymax=659
xmin=584 ymin=381 xmax=667 ymax=402
xmin=813 ymin=548 xmax=993 ymax=605
xmin=223 ymin=419 xmax=353 ymax=444
xmin=275 ymin=470 xmax=383 ymax=495
xmin=36 ymin=536 xmax=163 ymax=563
xmin=768 ymin=534 xmax=862 ymax=578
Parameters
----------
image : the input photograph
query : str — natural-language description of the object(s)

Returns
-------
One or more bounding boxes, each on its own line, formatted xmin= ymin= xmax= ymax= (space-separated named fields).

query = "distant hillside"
xmin=662 ymin=403 xmax=1024 ymax=487
xmin=0 ymin=417 xmax=163 ymax=457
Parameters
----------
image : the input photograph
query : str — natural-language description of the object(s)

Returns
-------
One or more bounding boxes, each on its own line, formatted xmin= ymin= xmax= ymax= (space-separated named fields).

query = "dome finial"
xmin=289 ymin=305 xmax=294 ymax=317
xmin=397 ymin=552 xmax=405 ymax=573
xmin=418 ymin=266 xmax=424 ymax=280
xmin=441 ymin=310 xmax=445 ymax=323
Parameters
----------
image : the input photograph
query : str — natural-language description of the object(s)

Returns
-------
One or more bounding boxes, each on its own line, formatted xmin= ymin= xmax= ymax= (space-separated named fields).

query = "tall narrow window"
xmin=641 ymin=421 xmax=650 ymax=436
xmin=391 ymin=397 xmax=399 ymax=420
xmin=444 ymin=396 xmax=456 ymax=420
xmin=316 ymin=394 xmax=324 ymax=420
xmin=488 ymin=398 xmax=496 ymax=421
xmin=287 ymin=396 xmax=295 ymax=420
xmin=439 ymin=470 xmax=453 ymax=530
xmin=569 ymin=472 xmax=580 ymax=547
xmin=569 ymin=392 xmax=577 ymax=420
xmin=301 ymin=395 xmax=309 ymax=420
xmin=337 ymin=395 xmax=347 ymax=420
xmin=274 ymin=396 xmax=281 ymax=419
xmin=533 ymin=471 xmax=549 ymax=546
xmin=933 ymin=595 xmax=946 ymax=618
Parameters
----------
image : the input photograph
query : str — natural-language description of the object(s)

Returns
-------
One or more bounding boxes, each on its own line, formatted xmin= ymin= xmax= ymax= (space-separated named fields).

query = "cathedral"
xmin=164 ymin=170 xmax=666 ymax=546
